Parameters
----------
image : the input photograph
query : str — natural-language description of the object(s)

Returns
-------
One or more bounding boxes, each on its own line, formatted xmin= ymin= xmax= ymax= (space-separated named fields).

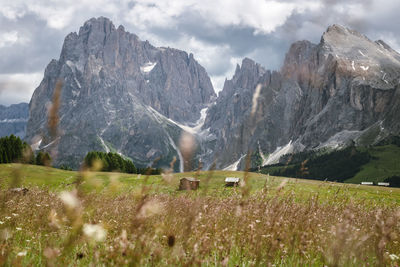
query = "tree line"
xmin=84 ymin=151 xmax=137 ymax=173
xmin=1 ymin=135 xmax=164 ymax=174
xmin=0 ymin=135 xmax=52 ymax=166
xmin=84 ymin=151 xmax=162 ymax=174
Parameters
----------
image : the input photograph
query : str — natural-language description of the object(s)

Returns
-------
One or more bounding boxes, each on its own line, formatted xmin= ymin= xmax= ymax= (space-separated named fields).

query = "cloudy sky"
xmin=1 ymin=0 xmax=400 ymax=106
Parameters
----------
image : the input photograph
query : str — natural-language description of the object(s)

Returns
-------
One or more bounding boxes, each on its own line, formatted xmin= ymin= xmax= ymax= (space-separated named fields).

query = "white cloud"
xmin=0 ymin=3 xmax=26 ymax=20
xmin=0 ymin=31 xmax=29 ymax=48
xmin=123 ymin=0 xmax=189 ymax=30
xmin=0 ymin=72 xmax=42 ymax=105
xmin=0 ymin=31 xmax=18 ymax=48
xmin=0 ymin=0 xmax=122 ymax=29
xmin=0 ymin=0 xmax=318 ymax=33
xmin=195 ymin=0 xmax=296 ymax=35
xmin=122 ymin=0 xmax=322 ymax=35
xmin=1 ymin=0 xmax=400 ymax=105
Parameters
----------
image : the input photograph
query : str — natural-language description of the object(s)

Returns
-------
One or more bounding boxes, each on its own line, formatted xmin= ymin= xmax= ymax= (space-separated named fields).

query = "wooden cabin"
xmin=225 ymin=177 xmax=240 ymax=187
xmin=179 ymin=177 xmax=200 ymax=190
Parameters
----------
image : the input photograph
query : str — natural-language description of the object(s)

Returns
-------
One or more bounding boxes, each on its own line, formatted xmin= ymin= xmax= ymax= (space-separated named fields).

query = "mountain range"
xmin=204 ymin=24 xmax=400 ymax=170
xmin=0 ymin=103 xmax=29 ymax=138
xmin=19 ymin=17 xmax=400 ymax=171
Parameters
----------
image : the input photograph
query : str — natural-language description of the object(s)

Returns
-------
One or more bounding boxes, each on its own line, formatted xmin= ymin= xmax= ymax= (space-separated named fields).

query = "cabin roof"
xmin=225 ymin=177 xmax=240 ymax=183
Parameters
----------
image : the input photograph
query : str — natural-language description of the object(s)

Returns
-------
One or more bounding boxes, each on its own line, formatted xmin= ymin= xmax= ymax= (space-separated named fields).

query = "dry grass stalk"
xmin=48 ymin=80 xmax=62 ymax=140
xmin=0 ymin=185 xmax=399 ymax=265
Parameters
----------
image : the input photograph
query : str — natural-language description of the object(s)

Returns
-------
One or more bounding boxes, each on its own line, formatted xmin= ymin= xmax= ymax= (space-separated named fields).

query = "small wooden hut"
xmin=179 ymin=177 xmax=200 ymax=190
xmin=225 ymin=177 xmax=240 ymax=187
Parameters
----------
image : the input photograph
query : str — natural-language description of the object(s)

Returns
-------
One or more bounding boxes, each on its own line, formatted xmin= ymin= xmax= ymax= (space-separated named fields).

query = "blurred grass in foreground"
xmin=0 ymin=163 xmax=399 ymax=266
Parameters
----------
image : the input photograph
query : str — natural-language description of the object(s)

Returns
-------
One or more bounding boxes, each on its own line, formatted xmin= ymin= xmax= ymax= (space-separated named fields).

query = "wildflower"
xmin=17 ymin=251 xmax=27 ymax=256
xmin=12 ymin=213 xmax=18 ymax=217
xmin=36 ymin=204 xmax=41 ymax=207
xmin=48 ymin=209 xmax=61 ymax=229
xmin=0 ymin=221 xmax=4 ymax=225
xmin=59 ymin=191 xmax=79 ymax=209
xmin=161 ymin=172 xmax=173 ymax=183
xmin=83 ymin=224 xmax=107 ymax=242
xmin=43 ymin=247 xmax=60 ymax=259
xmin=5 ymin=216 xmax=11 ymax=220
xmin=16 ymin=227 xmax=22 ymax=231
xmin=138 ymin=199 xmax=163 ymax=218
xmin=389 ymin=254 xmax=399 ymax=261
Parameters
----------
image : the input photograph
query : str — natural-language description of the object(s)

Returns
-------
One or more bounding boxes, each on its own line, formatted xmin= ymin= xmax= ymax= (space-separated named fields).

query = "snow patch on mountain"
xmin=147 ymin=105 xmax=209 ymax=136
xmin=0 ymin=118 xmax=28 ymax=123
xmin=140 ymin=62 xmax=157 ymax=73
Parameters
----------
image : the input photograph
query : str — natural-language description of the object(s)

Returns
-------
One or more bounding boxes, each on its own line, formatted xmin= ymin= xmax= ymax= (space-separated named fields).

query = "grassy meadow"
xmin=0 ymin=163 xmax=399 ymax=266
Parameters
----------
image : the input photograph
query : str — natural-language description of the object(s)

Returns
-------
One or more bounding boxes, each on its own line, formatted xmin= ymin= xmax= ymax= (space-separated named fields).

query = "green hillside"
xmin=346 ymin=145 xmax=400 ymax=183
xmin=257 ymin=144 xmax=400 ymax=186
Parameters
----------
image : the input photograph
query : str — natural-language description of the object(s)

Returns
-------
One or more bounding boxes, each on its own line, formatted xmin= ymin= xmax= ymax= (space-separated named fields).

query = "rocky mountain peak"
xmin=217 ymin=57 xmax=265 ymax=100
xmin=281 ymin=24 xmax=400 ymax=90
xmin=26 ymin=17 xmax=216 ymax=169
xmin=232 ymin=58 xmax=266 ymax=87
xmin=324 ymin=24 xmax=361 ymax=36
xmin=82 ymin=16 xmax=114 ymax=28
xmin=240 ymin=57 xmax=258 ymax=70
xmin=282 ymin=40 xmax=316 ymax=77
xmin=201 ymin=24 xmax=400 ymax=170
xmin=320 ymin=24 xmax=400 ymax=62
xmin=78 ymin=17 xmax=117 ymax=41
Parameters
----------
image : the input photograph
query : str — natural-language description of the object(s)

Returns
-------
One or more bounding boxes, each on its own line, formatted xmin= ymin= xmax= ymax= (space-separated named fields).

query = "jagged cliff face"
xmin=204 ymin=25 xmax=400 ymax=169
xmin=26 ymin=17 xmax=215 ymax=169
xmin=0 ymin=103 xmax=29 ymax=138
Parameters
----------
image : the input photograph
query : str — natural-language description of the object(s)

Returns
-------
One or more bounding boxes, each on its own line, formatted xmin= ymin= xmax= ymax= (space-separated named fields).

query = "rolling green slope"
xmin=257 ymin=144 xmax=400 ymax=186
xmin=345 ymin=145 xmax=400 ymax=183
xmin=0 ymin=163 xmax=399 ymax=204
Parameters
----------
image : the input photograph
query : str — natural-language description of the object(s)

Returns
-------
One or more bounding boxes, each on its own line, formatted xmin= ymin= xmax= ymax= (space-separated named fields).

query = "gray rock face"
xmin=0 ymin=103 xmax=29 ymax=138
xmin=26 ymin=17 xmax=215 ymax=169
xmin=203 ymin=24 xmax=400 ymax=169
